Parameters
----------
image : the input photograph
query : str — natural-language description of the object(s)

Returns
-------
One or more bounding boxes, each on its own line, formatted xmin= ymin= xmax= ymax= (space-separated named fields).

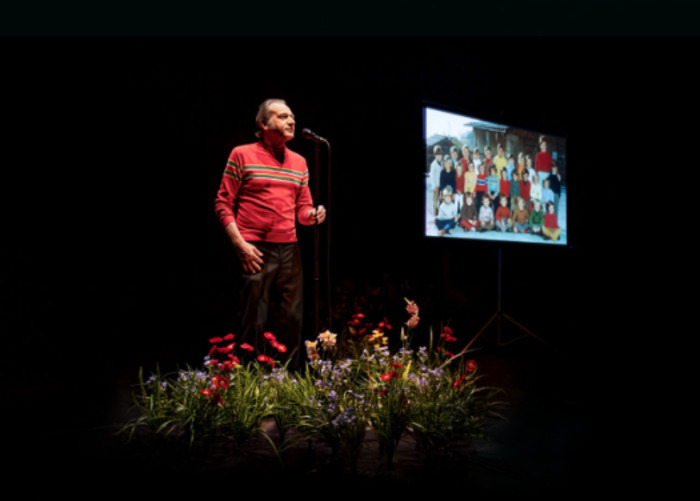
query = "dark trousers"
xmin=239 ymin=242 xmax=303 ymax=368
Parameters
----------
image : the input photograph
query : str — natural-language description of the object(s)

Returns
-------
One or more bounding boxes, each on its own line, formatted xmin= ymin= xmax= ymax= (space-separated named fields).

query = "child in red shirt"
xmin=520 ymin=169 xmax=531 ymax=207
xmin=499 ymin=167 xmax=510 ymax=208
xmin=495 ymin=193 xmax=512 ymax=232
xmin=543 ymin=202 xmax=561 ymax=241
xmin=475 ymin=162 xmax=488 ymax=211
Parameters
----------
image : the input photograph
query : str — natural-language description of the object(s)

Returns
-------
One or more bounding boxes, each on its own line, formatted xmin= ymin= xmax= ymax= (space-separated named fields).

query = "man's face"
xmin=263 ymin=102 xmax=296 ymax=143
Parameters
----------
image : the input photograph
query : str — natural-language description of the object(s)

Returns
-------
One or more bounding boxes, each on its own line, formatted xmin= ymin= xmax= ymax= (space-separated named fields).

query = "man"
xmin=214 ymin=98 xmax=326 ymax=368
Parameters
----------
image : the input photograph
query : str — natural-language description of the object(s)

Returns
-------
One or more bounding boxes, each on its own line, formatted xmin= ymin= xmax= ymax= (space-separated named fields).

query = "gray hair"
xmin=255 ymin=98 xmax=287 ymax=138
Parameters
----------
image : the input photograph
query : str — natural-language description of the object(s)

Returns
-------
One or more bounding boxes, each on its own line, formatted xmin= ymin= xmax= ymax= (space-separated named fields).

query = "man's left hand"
xmin=308 ymin=205 xmax=326 ymax=224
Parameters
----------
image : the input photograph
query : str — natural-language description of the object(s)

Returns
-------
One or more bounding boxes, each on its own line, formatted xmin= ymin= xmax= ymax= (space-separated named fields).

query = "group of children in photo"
xmin=429 ymin=135 xmax=563 ymax=241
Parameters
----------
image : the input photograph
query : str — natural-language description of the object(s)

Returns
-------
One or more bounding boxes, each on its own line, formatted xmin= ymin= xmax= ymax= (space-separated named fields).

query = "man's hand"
xmin=308 ymin=205 xmax=326 ymax=224
xmin=236 ymin=240 xmax=264 ymax=274
xmin=224 ymin=221 xmax=264 ymax=274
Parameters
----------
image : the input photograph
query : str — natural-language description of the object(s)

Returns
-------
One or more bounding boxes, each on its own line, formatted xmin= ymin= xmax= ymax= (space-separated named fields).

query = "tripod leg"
xmin=460 ymin=312 xmax=498 ymax=355
xmin=500 ymin=312 xmax=550 ymax=347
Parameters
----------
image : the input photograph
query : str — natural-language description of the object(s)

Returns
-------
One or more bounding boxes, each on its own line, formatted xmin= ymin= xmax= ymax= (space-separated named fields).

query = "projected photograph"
xmin=424 ymin=106 xmax=567 ymax=246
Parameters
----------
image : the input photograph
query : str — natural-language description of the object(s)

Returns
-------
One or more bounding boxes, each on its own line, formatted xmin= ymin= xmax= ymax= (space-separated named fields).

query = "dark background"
xmin=0 ymin=24 xmax=691 ymax=483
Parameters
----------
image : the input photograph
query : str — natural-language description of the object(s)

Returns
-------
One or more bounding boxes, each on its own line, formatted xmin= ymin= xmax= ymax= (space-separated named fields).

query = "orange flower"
xmin=305 ymin=340 xmax=319 ymax=361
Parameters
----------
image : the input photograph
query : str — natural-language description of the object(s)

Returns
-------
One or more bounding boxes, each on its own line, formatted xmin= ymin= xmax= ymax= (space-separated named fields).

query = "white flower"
xmin=317 ymin=330 xmax=337 ymax=350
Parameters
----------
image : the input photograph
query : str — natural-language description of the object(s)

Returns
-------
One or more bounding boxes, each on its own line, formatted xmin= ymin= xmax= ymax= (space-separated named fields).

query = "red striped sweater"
xmin=214 ymin=142 xmax=315 ymax=243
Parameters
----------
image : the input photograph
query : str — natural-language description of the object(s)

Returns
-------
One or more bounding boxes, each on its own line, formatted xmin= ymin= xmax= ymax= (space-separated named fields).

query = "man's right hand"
xmin=224 ymin=221 xmax=264 ymax=274
xmin=237 ymin=241 xmax=264 ymax=274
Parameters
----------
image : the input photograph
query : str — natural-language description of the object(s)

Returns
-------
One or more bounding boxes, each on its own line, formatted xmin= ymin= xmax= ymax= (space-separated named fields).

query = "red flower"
xmin=452 ymin=375 xmax=467 ymax=389
xmin=390 ymin=362 xmax=403 ymax=369
xmin=211 ymin=376 xmax=229 ymax=390
xmin=223 ymin=333 xmax=235 ymax=341
xmin=271 ymin=341 xmax=287 ymax=353
xmin=209 ymin=336 xmax=223 ymax=344
xmin=217 ymin=344 xmax=234 ymax=354
xmin=440 ymin=326 xmax=457 ymax=342
xmin=380 ymin=373 xmax=392 ymax=382
xmin=405 ymin=315 xmax=420 ymax=329
xmin=240 ymin=343 xmax=254 ymax=352
xmin=257 ymin=354 xmax=275 ymax=367
xmin=264 ymin=332 xmax=276 ymax=342
xmin=210 ymin=391 xmax=224 ymax=407
xmin=379 ymin=388 xmax=389 ymax=397
xmin=465 ymin=360 xmax=477 ymax=372
xmin=200 ymin=389 xmax=211 ymax=397
xmin=378 ymin=318 xmax=392 ymax=330
xmin=405 ymin=299 xmax=419 ymax=316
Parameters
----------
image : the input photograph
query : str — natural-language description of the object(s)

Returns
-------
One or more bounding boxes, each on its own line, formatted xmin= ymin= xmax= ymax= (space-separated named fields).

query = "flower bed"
xmin=121 ymin=299 xmax=505 ymax=472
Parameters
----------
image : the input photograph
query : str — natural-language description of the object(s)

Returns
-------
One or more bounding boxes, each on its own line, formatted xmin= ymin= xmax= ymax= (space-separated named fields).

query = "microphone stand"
xmin=313 ymin=140 xmax=320 ymax=338
xmin=310 ymin=136 xmax=331 ymax=338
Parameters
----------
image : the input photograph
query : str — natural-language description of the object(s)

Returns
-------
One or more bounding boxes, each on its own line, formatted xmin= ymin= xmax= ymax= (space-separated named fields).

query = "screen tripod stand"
xmin=463 ymin=247 xmax=549 ymax=353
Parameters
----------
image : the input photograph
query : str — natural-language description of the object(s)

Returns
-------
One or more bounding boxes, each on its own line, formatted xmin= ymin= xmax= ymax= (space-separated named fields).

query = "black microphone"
xmin=302 ymin=128 xmax=327 ymax=143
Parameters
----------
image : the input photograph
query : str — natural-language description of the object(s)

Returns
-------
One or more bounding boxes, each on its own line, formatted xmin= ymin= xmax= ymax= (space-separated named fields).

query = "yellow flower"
xmin=369 ymin=330 xmax=388 ymax=348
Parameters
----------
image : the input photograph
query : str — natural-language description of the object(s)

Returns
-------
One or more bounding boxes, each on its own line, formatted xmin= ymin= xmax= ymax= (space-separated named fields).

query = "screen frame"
xmin=422 ymin=100 xmax=572 ymax=250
